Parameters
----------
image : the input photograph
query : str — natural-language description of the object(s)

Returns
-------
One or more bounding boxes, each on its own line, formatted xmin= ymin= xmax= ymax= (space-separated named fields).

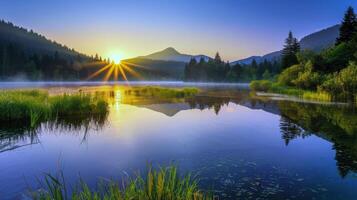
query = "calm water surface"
xmin=0 ymin=82 xmax=356 ymax=200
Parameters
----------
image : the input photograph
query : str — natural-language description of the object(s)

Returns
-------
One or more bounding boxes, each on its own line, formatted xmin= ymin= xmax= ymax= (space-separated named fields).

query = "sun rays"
xmin=86 ymin=60 xmax=143 ymax=82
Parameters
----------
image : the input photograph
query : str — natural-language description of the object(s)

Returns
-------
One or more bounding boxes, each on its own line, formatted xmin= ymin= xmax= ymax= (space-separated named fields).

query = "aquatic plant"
xmin=123 ymin=86 xmax=199 ymax=98
xmin=32 ymin=165 xmax=213 ymax=200
xmin=0 ymin=90 xmax=109 ymax=128
xmin=250 ymin=80 xmax=333 ymax=102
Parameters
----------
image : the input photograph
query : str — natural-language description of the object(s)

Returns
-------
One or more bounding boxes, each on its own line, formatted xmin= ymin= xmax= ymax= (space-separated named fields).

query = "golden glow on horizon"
xmin=86 ymin=60 xmax=143 ymax=82
xmin=111 ymin=54 xmax=122 ymax=64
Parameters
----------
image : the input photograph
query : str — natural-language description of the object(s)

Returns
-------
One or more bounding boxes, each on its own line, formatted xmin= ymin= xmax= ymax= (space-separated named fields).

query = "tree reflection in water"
xmin=277 ymin=101 xmax=357 ymax=177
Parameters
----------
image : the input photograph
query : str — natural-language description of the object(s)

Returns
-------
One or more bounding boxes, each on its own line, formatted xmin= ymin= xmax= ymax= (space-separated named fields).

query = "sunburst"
xmin=86 ymin=60 xmax=144 ymax=82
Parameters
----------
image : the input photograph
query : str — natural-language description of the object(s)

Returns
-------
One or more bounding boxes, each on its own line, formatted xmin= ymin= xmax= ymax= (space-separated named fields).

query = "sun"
xmin=111 ymin=54 xmax=122 ymax=64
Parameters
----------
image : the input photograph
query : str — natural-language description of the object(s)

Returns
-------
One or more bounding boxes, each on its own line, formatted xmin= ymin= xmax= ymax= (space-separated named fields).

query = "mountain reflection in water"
xmin=0 ymin=85 xmax=356 ymax=199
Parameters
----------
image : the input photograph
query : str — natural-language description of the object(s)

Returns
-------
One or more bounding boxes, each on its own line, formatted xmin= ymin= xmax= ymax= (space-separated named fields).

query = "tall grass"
xmin=124 ymin=87 xmax=199 ymax=98
xmin=302 ymin=91 xmax=331 ymax=102
xmin=32 ymin=165 xmax=213 ymax=200
xmin=250 ymin=80 xmax=333 ymax=102
xmin=0 ymin=90 xmax=108 ymax=128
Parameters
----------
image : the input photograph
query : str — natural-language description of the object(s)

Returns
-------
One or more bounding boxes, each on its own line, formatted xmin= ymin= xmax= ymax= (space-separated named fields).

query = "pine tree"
xmin=214 ymin=52 xmax=222 ymax=63
xmin=281 ymin=31 xmax=300 ymax=69
xmin=336 ymin=6 xmax=357 ymax=44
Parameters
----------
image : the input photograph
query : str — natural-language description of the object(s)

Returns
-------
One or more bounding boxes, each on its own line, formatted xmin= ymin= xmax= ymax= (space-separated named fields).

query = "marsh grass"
xmin=32 ymin=165 xmax=213 ymax=200
xmin=0 ymin=90 xmax=108 ymax=129
xmin=250 ymin=80 xmax=332 ymax=102
xmin=124 ymin=87 xmax=199 ymax=98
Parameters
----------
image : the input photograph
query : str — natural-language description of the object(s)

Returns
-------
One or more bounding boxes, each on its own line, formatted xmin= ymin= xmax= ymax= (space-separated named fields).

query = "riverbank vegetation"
xmin=0 ymin=90 xmax=108 ymax=128
xmin=251 ymin=6 xmax=357 ymax=103
xmin=123 ymin=86 xmax=199 ymax=98
xmin=32 ymin=165 xmax=213 ymax=200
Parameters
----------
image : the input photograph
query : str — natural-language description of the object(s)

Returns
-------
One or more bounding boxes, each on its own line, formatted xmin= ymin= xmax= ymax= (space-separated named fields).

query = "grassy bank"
xmin=0 ymin=90 xmax=108 ymax=128
xmin=250 ymin=80 xmax=332 ymax=102
xmin=123 ymin=86 xmax=199 ymax=98
xmin=32 ymin=165 xmax=213 ymax=200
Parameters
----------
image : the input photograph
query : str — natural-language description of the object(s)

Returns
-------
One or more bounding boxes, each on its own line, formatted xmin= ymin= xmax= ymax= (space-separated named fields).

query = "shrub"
xmin=320 ymin=62 xmax=357 ymax=101
xmin=278 ymin=64 xmax=305 ymax=86
xmin=250 ymin=80 xmax=272 ymax=92
xmin=292 ymin=61 xmax=324 ymax=90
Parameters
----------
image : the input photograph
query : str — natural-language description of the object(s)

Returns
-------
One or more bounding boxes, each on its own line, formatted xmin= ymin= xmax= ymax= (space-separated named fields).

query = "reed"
xmin=32 ymin=165 xmax=213 ymax=200
xmin=250 ymin=80 xmax=333 ymax=102
xmin=0 ymin=90 xmax=108 ymax=127
xmin=124 ymin=86 xmax=199 ymax=98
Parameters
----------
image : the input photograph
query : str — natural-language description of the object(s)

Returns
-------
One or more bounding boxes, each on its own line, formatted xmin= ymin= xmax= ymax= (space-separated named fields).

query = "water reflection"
xmin=0 ymin=112 xmax=108 ymax=153
xmin=1 ymin=86 xmax=357 ymax=199
xmin=97 ymin=88 xmax=357 ymax=178
xmin=277 ymin=101 xmax=357 ymax=177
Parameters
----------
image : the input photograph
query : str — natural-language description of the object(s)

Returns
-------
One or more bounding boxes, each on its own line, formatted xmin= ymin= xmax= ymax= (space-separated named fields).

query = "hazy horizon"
xmin=1 ymin=0 xmax=356 ymax=61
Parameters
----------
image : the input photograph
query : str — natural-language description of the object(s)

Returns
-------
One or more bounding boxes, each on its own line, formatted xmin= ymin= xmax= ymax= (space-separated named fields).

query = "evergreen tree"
xmin=336 ymin=6 xmax=357 ymax=44
xmin=262 ymin=69 xmax=271 ymax=80
xmin=214 ymin=52 xmax=222 ymax=63
xmin=281 ymin=31 xmax=300 ymax=69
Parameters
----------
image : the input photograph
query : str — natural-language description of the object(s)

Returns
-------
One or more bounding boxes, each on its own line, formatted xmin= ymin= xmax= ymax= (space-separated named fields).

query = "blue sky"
xmin=1 ymin=0 xmax=356 ymax=61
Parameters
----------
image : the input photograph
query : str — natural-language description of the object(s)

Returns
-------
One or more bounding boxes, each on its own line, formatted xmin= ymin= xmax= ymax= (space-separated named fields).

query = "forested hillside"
xmin=0 ymin=20 xmax=106 ymax=80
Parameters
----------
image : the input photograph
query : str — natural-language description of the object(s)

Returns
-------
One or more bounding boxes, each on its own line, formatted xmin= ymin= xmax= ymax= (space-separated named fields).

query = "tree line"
xmin=184 ymin=53 xmax=281 ymax=82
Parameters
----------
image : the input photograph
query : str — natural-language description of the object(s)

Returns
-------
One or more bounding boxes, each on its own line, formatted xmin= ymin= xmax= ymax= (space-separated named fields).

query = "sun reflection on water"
xmin=114 ymin=90 xmax=122 ymax=111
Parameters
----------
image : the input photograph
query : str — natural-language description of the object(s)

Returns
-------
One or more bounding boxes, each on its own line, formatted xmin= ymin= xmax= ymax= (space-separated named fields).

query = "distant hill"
xmin=231 ymin=24 xmax=340 ymax=65
xmin=300 ymin=24 xmax=340 ymax=52
xmin=230 ymin=51 xmax=281 ymax=65
xmin=0 ymin=20 xmax=85 ymax=59
xmin=0 ymin=20 xmax=103 ymax=80
xmin=138 ymin=47 xmax=211 ymax=63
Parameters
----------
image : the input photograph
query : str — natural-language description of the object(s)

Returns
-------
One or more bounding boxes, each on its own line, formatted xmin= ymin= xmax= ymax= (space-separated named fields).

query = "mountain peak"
xmin=139 ymin=47 xmax=211 ymax=63
xmin=162 ymin=47 xmax=180 ymax=55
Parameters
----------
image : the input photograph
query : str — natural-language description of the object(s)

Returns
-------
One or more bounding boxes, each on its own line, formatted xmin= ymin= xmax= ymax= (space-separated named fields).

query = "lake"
xmin=0 ymin=82 xmax=356 ymax=200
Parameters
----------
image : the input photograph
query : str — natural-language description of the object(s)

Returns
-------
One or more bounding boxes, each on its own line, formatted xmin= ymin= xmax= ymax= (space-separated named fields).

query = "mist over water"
xmin=0 ymin=81 xmax=249 ymax=89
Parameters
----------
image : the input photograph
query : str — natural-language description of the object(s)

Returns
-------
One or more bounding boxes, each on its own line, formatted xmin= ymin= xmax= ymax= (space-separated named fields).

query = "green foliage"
xmin=250 ymin=81 xmax=332 ymax=102
xmin=252 ymin=7 xmax=357 ymax=103
xmin=297 ymin=50 xmax=316 ymax=64
xmin=277 ymin=64 xmax=304 ymax=86
xmin=320 ymin=42 xmax=355 ymax=72
xmin=50 ymin=94 xmax=108 ymax=116
xmin=302 ymin=91 xmax=331 ymax=102
xmin=124 ymin=87 xmax=199 ymax=98
xmin=250 ymin=80 xmax=273 ymax=92
xmin=0 ymin=90 xmax=108 ymax=128
xmin=291 ymin=61 xmax=324 ymax=90
xmin=262 ymin=69 xmax=271 ymax=80
xmin=320 ymin=62 xmax=357 ymax=101
xmin=33 ymin=165 xmax=213 ymax=200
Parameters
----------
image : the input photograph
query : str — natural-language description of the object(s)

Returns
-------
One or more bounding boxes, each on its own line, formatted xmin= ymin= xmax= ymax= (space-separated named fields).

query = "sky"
xmin=1 ymin=0 xmax=356 ymax=61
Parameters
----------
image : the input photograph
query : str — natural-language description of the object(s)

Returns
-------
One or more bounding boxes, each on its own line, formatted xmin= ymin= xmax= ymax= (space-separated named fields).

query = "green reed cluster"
xmin=33 ymin=165 xmax=213 ymax=200
xmin=0 ymin=90 xmax=108 ymax=128
xmin=123 ymin=86 xmax=199 ymax=98
xmin=250 ymin=80 xmax=332 ymax=102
